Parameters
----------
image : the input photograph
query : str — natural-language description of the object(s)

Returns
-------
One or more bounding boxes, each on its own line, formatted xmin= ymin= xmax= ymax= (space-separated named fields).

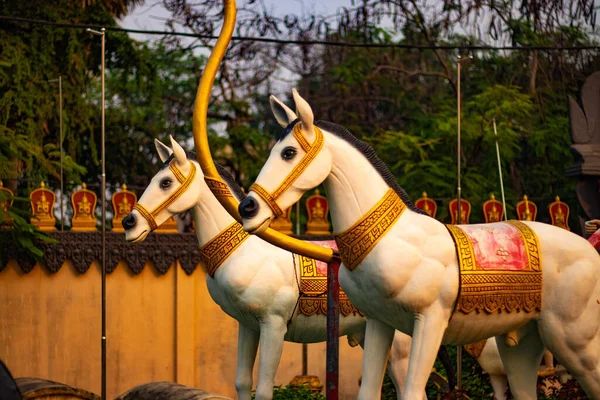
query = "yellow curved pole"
xmin=191 ymin=0 xmax=335 ymax=262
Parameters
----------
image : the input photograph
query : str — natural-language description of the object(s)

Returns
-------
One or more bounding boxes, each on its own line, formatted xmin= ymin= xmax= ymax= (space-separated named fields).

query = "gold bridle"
xmin=248 ymin=123 xmax=324 ymax=217
xmin=133 ymin=160 xmax=196 ymax=231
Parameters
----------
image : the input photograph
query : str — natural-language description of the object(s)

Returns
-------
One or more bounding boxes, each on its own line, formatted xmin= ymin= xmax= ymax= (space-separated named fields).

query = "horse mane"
xmin=215 ymin=163 xmax=246 ymax=202
xmin=314 ymin=120 xmax=426 ymax=216
xmin=160 ymin=151 xmax=246 ymax=202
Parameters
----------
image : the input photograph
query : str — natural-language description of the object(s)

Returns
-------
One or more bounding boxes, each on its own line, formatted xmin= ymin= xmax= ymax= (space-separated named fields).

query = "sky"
xmin=119 ymin=0 xmax=352 ymax=42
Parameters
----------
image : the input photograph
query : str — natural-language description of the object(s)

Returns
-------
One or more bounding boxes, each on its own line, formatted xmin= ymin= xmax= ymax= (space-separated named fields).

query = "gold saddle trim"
xmin=295 ymin=253 xmax=363 ymax=317
xmin=447 ymin=220 xmax=542 ymax=315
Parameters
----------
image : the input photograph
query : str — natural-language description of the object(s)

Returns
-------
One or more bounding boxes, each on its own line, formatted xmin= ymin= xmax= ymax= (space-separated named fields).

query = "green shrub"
xmin=252 ymin=384 xmax=325 ymax=400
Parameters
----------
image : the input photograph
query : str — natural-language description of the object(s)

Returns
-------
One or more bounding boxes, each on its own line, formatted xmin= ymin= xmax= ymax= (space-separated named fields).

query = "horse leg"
xmin=385 ymin=331 xmax=427 ymax=400
xmin=488 ymin=374 xmax=508 ymax=400
xmin=496 ymin=328 xmax=545 ymax=400
xmin=357 ymin=317 xmax=395 ymax=400
xmin=401 ymin=310 xmax=448 ymax=400
xmin=235 ymin=323 xmax=260 ymax=400
xmin=538 ymin=315 xmax=600 ymax=397
xmin=254 ymin=316 xmax=287 ymax=400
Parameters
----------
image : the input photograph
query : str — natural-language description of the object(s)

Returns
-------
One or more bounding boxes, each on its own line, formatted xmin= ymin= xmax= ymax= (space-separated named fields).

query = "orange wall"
xmin=0 ymin=259 xmax=364 ymax=399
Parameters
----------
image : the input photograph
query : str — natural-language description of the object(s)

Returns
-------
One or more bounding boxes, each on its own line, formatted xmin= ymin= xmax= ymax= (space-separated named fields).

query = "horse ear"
xmin=154 ymin=139 xmax=173 ymax=162
xmin=169 ymin=135 xmax=187 ymax=166
xmin=292 ymin=88 xmax=315 ymax=140
xmin=270 ymin=95 xmax=297 ymax=128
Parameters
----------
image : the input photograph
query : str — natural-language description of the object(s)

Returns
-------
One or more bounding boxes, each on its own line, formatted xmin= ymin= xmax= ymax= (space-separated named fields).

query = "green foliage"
xmin=252 ymin=384 xmax=325 ymax=400
xmin=0 ymin=191 xmax=57 ymax=266
xmin=0 ymin=0 xmax=139 ymax=259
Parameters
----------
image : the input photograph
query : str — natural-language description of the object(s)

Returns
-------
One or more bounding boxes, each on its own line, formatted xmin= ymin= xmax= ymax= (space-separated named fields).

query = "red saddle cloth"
xmin=590 ymin=229 xmax=600 ymax=249
xmin=446 ymin=221 xmax=542 ymax=314
xmin=295 ymin=240 xmax=363 ymax=317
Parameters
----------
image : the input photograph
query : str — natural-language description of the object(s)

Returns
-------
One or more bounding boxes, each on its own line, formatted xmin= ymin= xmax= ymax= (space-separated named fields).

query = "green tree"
xmin=0 ymin=0 xmax=143 ymax=258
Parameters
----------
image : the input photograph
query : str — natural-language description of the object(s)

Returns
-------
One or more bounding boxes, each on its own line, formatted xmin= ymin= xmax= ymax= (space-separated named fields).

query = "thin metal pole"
xmin=326 ymin=258 xmax=340 ymax=400
xmin=456 ymin=55 xmax=462 ymax=392
xmin=59 ymin=76 xmax=64 ymax=231
xmin=87 ymin=27 xmax=106 ymax=400
xmin=48 ymin=77 xmax=64 ymax=230
xmin=492 ymin=119 xmax=508 ymax=220
xmin=296 ymin=200 xmax=308 ymax=376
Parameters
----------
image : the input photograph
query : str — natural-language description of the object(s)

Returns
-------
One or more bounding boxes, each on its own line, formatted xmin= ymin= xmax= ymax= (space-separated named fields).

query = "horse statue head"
xmin=123 ymin=136 xmax=203 ymax=242
xmin=239 ymin=89 xmax=333 ymax=233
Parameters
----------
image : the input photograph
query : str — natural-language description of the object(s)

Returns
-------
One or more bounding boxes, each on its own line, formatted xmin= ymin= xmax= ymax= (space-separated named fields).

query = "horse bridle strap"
xmin=134 ymin=160 xmax=197 ymax=231
xmin=249 ymin=124 xmax=324 ymax=217
xmin=334 ymin=188 xmax=406 ymax=271
xmin=200 ymin=221 xmax=250 ymax=277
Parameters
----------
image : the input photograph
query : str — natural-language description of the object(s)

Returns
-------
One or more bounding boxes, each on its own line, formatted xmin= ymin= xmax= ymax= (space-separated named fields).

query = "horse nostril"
xmin=239 ymin=197 xmax=259 ymax=219
xmin=122 ymin=214 xmax=136 ymax=230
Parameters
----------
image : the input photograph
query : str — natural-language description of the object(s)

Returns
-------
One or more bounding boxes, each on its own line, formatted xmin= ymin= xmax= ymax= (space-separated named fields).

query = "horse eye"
xmin=281 ymin=147 xmax=297 ymax=161
xmin=160 ymin=178 xmax=172 ymax=190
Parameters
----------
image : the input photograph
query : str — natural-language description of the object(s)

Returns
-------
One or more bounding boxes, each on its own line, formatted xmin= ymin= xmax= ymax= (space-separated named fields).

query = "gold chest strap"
xmin=334 ymin=188 xmax=406 ymax=271
xmin=249 ymin=124 xmax=324 ymax=217
xmin=200 ymin=221 xmax=250 ymax=278
xmin=134 ymin=160 xmax=196 ymax=231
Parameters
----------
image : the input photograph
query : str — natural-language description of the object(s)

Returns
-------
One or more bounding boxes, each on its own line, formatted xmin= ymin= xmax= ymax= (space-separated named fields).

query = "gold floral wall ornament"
xmin=71 ymin=183 xmax=97 ymax=232
xmin=483 ymin=194 xmax=504 ymax=223
xmin=30 ymin=182 xmax=56 ymax=231
xmin=516 ymin=195 xmax=537 ymax=221
xmin=548 ymin=195 xmax=570 ymax=231
xmin=111 ymin=184 xmax=137 ymax=232
xmin=0 ymin=180 xmax=14 ymax=228
xmin=305 ymin=189 xmax=331 ymax=236
xmin=448 ymin=198 xmax=471 ymax=224
xmin=270 ymin=206 xmax=294 ymax=235
xmin=414 ymin=192 xmax=437 ymax=218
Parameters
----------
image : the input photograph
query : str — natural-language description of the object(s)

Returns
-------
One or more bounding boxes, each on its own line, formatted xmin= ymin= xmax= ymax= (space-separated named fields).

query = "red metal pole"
xmin=326 ymin=258 xmax=340 ymax=399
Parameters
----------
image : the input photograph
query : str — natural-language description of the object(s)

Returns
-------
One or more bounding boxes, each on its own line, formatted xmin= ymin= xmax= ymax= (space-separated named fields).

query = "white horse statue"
xmin=237 ymin=89 xmax=600 ymax=400
xmin=123 ymin=137 xmax=458 ymax=400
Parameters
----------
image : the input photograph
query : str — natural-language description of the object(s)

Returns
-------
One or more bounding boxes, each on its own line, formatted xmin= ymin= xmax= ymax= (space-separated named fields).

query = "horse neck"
xmin=191 ymin=179 xmax=238 ymax=248
xmin=322 ymin=133 xmax=394 ymax=233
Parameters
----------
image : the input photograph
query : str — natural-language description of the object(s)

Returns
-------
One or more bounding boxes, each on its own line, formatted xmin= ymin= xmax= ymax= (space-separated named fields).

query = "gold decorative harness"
xmin=200 ymin=221 xmax=250 ymax=277
xmin=134 ymin=160 xmax=196 ymax=231
xmin=334 ymin=188 xmax=406 ymax=270
xmin=249 ymin=124 xmax=324 ymax=217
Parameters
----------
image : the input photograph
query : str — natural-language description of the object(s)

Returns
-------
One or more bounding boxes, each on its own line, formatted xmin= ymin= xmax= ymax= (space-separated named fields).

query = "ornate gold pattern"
xmin=199 ymin=221 xmax=250 ymax=277
xmin=250 ymin=124 xmax=324 ymax=217
xmin=204 ymin=177 xmax=234 ymax=198
xmin=295 ymin=253 xmax=363 ymax=317
xmin=134 ymin=161 xmax=196 ymax=231
xmin=446 ymin=221 xmax=542 ymax=314
xmin=334 ymin=189 xmax=406 ymax=271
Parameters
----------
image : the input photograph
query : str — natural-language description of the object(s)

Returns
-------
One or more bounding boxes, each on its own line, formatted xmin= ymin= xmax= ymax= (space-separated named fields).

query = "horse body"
xmin=123 ymin=138 xmax=432 ymax=400
xmin=240 ymin=90 xmax=600 ymax=399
